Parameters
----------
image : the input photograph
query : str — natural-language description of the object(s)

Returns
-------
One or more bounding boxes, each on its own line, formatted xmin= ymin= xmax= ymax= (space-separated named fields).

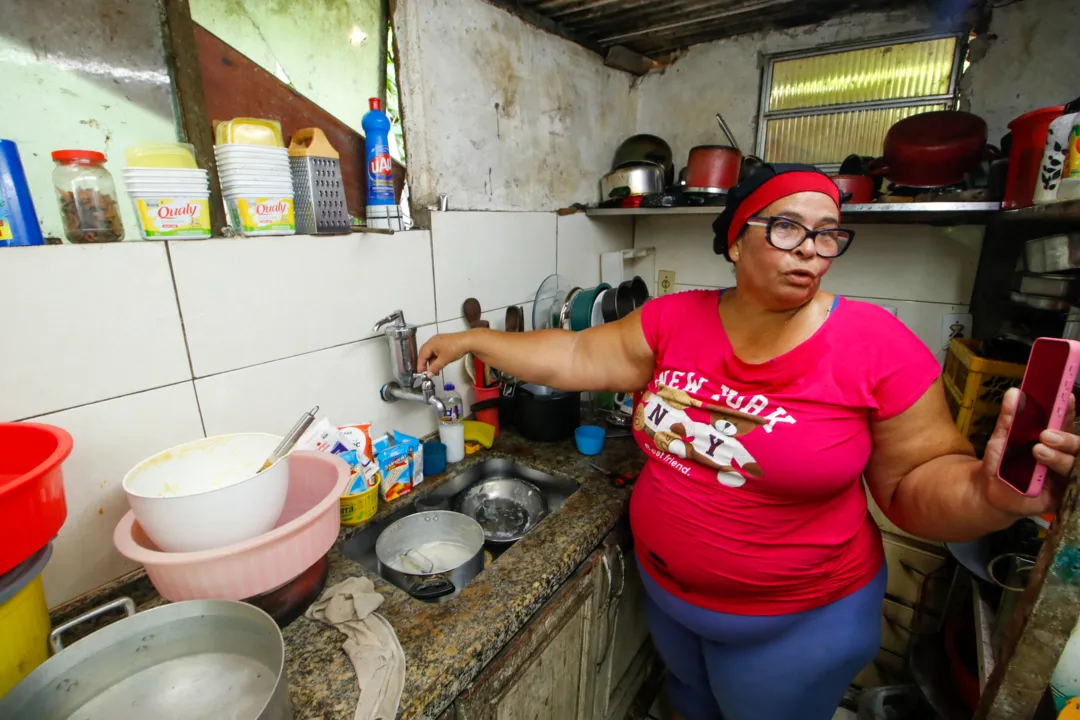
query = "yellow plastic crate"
xmin=942 ymin=338 xmax=1026 ymax=452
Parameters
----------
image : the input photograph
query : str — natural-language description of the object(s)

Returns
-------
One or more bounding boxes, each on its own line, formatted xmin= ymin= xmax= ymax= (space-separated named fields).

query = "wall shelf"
xmin=998 ymin=199 xmax=1080 ymax=223
xmin=586 ymin=201 xmax=1001 ymax=225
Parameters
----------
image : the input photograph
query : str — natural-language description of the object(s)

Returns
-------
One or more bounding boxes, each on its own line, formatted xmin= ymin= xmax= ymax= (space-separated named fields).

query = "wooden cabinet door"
xmin=591 ymin=526 xmax=657 ymax=720
xmin=455 ymin=550 xmax=603 ymax=720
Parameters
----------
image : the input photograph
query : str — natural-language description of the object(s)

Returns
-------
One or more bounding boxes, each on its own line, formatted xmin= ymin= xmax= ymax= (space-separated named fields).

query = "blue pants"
xmin=641 ymin=561 xmax=886 ymax=720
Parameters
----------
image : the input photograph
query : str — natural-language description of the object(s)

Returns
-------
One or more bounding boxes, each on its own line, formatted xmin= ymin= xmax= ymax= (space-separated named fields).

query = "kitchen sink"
xmin=342 ymin=459 xmax=579 ymax=600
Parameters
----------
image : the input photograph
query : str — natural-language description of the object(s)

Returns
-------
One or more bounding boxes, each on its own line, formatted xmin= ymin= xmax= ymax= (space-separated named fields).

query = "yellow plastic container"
xmin=942 ymin=338 xmax=1026 ymax=453
xmin=0 ymin=546 xmax=52 ymax=699
xmin=340 ymin=483 xmax=379 ymax=527
xmin=124 ymin=142 xmax=198 ymax=169
xmin=214 ymin=118 xmax=285 ymax=148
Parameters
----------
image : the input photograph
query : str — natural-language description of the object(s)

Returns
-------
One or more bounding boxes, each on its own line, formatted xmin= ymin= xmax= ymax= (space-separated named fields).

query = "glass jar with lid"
xmin=50 ymin=150 xmax=124 ymax=243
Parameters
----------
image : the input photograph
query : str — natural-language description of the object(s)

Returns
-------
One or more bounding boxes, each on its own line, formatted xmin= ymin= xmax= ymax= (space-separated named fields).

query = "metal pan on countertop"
xmin=0 ymin=597 xmax=291 ymax=719
xmin=375 ymin=510 xmax=485 ymax=602
xmin=457 ymin=477 xmax=547 ymax=544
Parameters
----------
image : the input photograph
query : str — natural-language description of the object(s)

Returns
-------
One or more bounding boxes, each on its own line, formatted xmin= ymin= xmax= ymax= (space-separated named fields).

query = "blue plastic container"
xmin=423 ymin=441 xmax=447 ymax=476
xmin=0 ymin=139 xmax=44 ymax=246
xmin=575 ymin=425 xmax=607 ymax=456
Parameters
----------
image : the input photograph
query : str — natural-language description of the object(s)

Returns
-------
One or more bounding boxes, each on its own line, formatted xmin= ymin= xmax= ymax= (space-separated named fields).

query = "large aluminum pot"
xmin=599 ymin=162 xmax=664 ymax=200
xmin=0 ymin=597 xmax=291 ymax=719
xmin=376 ymin=510 xmax=484 ymax=602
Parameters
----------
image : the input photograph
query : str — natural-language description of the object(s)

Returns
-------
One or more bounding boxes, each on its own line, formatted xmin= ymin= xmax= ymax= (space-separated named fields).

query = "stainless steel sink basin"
xmin=342 ymin=459 xmax=579 ymax=600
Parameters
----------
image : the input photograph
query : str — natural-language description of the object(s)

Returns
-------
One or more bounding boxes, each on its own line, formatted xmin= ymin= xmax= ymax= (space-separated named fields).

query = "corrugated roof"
xmin=489 ymin=0 xmax=931 ymax=61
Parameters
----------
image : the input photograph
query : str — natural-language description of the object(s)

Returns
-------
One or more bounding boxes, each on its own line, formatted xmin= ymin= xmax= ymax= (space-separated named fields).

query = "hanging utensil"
xmin=258 ymin=405 xmax=318 ymax=473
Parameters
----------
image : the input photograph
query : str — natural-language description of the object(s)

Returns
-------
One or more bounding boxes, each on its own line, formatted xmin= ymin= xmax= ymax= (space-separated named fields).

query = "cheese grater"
xmin=288 ymin=128 xmax=351 ymax=234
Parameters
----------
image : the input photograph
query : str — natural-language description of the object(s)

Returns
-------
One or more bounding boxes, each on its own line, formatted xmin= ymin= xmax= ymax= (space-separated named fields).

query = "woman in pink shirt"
xmin=418 ymin=164 xmax=1079 ymax=720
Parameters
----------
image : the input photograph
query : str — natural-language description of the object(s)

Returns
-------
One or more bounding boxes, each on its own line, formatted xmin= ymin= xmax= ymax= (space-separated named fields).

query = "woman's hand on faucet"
xmin=418 ymin=332 xmax=472 ymax=376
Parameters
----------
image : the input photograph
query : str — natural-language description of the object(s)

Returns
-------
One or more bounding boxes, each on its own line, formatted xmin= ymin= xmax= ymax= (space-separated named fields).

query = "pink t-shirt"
xmin=630 ymin=290 xmax=940 ymax=615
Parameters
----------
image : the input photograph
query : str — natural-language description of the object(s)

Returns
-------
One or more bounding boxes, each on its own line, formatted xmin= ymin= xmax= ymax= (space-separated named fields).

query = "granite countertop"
xmin=51 ymin=430 xmax=644 ymax=719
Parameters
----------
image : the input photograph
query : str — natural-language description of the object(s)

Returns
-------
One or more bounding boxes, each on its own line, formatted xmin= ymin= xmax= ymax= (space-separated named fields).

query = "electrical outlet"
xmin=658 ymin=270 xmax=676 ymax=295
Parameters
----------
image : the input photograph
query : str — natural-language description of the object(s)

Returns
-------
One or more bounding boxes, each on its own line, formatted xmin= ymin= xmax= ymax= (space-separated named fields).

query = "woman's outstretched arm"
xmin=417 ymin=309 xmax=655 ymax=393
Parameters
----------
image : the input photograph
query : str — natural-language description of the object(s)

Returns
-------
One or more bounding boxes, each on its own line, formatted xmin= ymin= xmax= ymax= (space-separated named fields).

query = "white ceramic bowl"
xmin=122 ymin=433 xmax=289 ymax=552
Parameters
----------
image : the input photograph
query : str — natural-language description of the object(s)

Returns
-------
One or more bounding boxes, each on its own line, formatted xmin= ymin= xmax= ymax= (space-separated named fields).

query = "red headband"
xmin=727 ymin=172 xmax=841 ymax=248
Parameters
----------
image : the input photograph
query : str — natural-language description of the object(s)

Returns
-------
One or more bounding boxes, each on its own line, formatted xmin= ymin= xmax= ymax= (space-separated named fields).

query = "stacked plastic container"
xmin=214 ymin=118 xmax=295 ymax=237
xmin=122 ymin=143 xmax=211 ymax=240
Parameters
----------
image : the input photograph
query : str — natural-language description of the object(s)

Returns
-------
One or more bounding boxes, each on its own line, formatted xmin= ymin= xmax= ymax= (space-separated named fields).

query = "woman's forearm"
xmin=885 ymin=454 xmax=1016 ymax=542
xmin=467 ymin=327 xmax=579 ymax=388
xmin=419 ymin=311 xmax=655 ymax=393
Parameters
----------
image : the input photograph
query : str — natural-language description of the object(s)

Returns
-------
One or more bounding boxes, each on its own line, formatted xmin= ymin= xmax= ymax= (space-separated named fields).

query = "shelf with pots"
xmin=998 ymin=199 xmax=1080 ymax=224
xmin=585 ymin=201 xmax=1001 ymax=225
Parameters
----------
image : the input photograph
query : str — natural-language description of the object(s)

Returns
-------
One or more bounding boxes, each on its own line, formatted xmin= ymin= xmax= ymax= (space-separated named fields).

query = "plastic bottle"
xmin=442 ymin=383 xmax=463 ymax=423
xmin=361 ymin=98 xmax=402 ymax=231
xmin=1057 ymin=121 xmax=1080 ymax=202
xmin=440 ymin=419 xmax=465 ymax=463
xmin=1052 ymin=616 xmax=1080 ymax=711
xmin=1035 ymin=100 xmax=1080 ymax=204
xmin=0 ymin=139 xmax=44 ymax=246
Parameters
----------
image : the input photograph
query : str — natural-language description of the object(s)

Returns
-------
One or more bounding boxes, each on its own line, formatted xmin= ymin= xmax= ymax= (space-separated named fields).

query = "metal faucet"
xmin=373 ymin=310 xmax=447 ymax=417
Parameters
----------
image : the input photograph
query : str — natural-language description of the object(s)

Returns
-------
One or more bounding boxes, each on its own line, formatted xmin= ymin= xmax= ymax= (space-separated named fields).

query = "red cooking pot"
xmin=873 ymin=111 xmax=988 ymax=188
xmin=831 ymin=174 xmax=874 ymax=204
xmin=686 ymin=145 xmax=742 ymax=194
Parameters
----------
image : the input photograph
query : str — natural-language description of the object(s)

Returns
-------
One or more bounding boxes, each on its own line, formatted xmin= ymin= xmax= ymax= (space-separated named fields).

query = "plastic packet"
xmin=394 ymin=431 xmax=424 ymax=488
xmin=374 ymin=433 xmax=413 ymax=501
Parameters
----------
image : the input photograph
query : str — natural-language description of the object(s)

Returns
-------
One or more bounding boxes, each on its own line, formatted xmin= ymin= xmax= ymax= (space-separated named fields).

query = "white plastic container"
xmin=128 ymin=193 xmax=211 ymax=240
xmin=122 ymin=432 xmax=289 ymax=553
xmin=224 ymin=192 xmax=296 ymax=236
xmin=439 ymin=420 xmax=465 ymax=463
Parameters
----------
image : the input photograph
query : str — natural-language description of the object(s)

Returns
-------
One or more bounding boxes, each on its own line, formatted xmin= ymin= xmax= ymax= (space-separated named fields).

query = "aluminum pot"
xmin=612 ymin=134 xmax=674 ymax=186
xmin=600 ymin=162 xmax=664 ymax=200
xmin=0 ymin=596 xmax=291 ymax=719
xmin=376 ymin=510 xmax=484 ymax=602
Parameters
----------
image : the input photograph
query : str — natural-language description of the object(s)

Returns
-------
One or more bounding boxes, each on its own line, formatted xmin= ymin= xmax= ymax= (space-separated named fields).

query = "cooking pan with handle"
xmin=872 ymin=111 xmax=988 ymax=188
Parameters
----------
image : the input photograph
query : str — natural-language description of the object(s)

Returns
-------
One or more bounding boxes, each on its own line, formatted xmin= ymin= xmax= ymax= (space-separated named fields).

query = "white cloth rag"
xmin=306 ymin=576 xmax=406 ymax=720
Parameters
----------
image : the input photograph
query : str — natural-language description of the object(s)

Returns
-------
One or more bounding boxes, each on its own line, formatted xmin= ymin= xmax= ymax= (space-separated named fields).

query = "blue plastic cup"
xmin=423 ymin=441 xmax=447 ymax=476
xmin=575 ymin=425 xmax=606 ymax=456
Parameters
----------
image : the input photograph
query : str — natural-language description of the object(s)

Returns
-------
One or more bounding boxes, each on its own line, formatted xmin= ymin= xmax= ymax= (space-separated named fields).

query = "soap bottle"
xmin=361 ymin=98 xmax=403 ymax=231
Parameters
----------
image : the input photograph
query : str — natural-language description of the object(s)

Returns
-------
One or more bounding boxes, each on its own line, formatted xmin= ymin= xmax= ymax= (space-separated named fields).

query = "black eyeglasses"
xmin=745 ymin=216 xmax=855 ymax=258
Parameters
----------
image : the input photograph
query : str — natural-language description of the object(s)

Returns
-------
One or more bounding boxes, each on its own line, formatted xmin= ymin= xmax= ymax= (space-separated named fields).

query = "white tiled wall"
xmin=0 ymin=243 xmax=191 ymax=421
xmin=1 ymin=211 xmax=629 ymax=606
xmin=169 ymin=233 xmax=436 ymax=377
xmin=635 ymin=215 xmax=983 ymax=357
xmin=29 ymin=383 xmax=205 ymax=606
xmin=431 ymin=212 xmax=556 ymax=322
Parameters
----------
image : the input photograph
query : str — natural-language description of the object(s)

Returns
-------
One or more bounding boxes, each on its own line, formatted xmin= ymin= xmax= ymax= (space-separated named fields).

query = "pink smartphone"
xmin=997 ymin=337 xmax=1080 ymax=496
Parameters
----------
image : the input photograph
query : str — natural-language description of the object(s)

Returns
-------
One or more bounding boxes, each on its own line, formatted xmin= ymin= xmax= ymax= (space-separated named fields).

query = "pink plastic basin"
xmin=114 ymin=450 xmax=349 ymax=601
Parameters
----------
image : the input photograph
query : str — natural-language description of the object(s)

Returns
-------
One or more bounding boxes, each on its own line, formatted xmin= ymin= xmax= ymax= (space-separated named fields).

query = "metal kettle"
xmin=374 ymin=310 xmax=418 ymax=387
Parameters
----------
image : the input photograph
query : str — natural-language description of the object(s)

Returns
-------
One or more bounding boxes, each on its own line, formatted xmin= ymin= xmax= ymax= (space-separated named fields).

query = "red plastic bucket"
xmin=1004 ymin=106 xmax=1064 ymax=209
xmin=0 ymin=424 xmax=72 ymax=575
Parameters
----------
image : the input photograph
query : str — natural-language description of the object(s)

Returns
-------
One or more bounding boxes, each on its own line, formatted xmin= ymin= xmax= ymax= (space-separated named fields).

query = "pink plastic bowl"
xmin=113 ymin=450 xmax=349 ymax=601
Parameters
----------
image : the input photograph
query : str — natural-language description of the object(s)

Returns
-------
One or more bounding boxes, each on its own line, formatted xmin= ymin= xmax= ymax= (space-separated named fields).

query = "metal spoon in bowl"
xmin=258 ymin=405 xmax=319 ymax=473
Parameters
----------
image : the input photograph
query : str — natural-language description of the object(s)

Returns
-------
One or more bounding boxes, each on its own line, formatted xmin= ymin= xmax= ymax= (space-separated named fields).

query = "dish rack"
xmin=942 ymin=338 xmax=1026 ymax=453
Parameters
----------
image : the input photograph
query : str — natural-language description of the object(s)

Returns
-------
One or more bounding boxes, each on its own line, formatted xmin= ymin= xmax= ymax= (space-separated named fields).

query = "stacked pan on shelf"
xmin=532 ymin=274 xmax=650 ymax=331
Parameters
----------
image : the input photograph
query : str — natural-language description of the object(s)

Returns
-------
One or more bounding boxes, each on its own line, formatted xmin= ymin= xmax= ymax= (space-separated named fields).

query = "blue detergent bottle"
xmin=361 ymin=98 xmax=402 ymax=230
xmin=0 ymin=139 xmax=44 ymax=246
